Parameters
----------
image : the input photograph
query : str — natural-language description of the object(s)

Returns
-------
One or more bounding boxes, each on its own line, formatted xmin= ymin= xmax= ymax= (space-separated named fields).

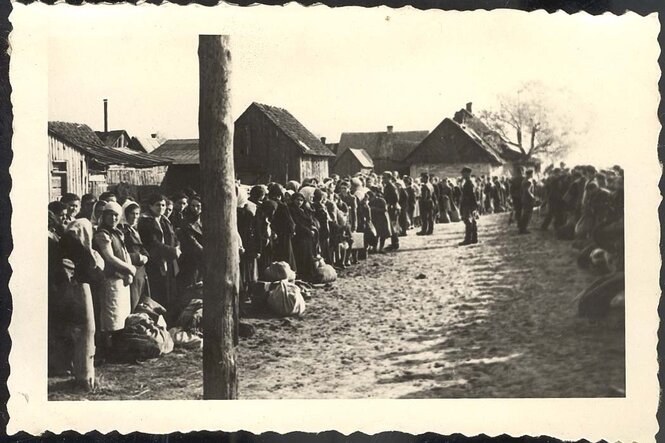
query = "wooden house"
xmin=234 ymin=102 xmax=335 ymax=184
xmin=95 ymin=129 xmax=131 ymax=150
xmin=404 ymin=103 xmax=539 ymax=179
xmin=48 ymin=121 xmax=171 ymax=201
xmin=336 ymin=126 xmax=429 ymax=176
xmin=332 ymin=148 xmax=374 ymax=177
xmin=151 ymin=139 xmax=201 ymax=195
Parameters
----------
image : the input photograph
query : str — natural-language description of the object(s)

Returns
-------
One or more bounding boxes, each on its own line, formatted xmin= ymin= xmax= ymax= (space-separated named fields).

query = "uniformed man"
xmin=382 ymin=172 xmax=401 ymax=250
xmin=459 ymin=166 xmax=479 ymax=246
xmin=417 ymin=172 xmax=435 ymax=235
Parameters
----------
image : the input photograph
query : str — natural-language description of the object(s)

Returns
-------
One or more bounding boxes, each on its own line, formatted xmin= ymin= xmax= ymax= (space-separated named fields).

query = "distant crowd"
xmin=47 ymin=162 xmax=624 ymax=388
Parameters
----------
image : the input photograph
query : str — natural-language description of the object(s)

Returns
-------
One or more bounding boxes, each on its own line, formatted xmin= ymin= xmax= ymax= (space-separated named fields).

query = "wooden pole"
xmin=198 ymin=34 xmax=239 ymax=399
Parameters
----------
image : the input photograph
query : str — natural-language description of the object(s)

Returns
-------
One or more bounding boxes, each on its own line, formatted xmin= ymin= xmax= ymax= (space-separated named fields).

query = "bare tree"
xmin=479 ymin=81 xmax=585 ymax=161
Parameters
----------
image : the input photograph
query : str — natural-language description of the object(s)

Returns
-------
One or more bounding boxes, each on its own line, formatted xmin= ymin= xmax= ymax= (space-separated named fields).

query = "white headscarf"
xmin=120 ymin=200 xmax=140 ymax=227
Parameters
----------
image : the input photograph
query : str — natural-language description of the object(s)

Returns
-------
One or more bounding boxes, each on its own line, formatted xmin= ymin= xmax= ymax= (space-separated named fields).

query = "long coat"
xmin=137 ymin=215 xmax=180 ymax=317
xmin=460 ymin=178 xmax=479 ymax=219
xmin=270 ymin=199 xmax=297 ymax=272
xmin=121 ymin=224 xmax=149 ymax=311
xmin=177 ymin=219 xmax=203 ymax=290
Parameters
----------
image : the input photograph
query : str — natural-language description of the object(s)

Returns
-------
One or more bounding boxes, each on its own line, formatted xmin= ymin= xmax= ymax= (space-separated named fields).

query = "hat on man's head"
xmin=461 ymin=166 xmax=472 ymax=174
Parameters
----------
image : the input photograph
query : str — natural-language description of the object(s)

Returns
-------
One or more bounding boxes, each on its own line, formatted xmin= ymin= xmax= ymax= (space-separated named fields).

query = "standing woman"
xmin=92 ymin=202 xmax=136 ymax=355
xmin=90 ymin=200 xmax=107 ymax=229
xmin=288 ymin=192 xmax=317 ymax=281
xmin=267 ymin=183 xmax=297 ymax=273
xmin=120 ymin=200 xmax=149 ymax=311
xmin=138 ymin=193 xmax=181 ymax=321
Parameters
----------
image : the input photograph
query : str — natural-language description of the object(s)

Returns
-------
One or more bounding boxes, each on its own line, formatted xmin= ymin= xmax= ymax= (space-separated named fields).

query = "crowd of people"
xmin=47 ymin=162 xmax=624 ymax=388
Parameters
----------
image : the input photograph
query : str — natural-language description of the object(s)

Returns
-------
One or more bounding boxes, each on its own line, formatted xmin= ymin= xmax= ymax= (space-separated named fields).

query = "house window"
xmin=50 ymin=160 xmax=68 ymax=200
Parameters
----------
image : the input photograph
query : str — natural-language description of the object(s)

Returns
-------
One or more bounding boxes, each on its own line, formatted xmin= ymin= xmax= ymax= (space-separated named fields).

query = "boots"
xmin=459 ymin=224 xmax=472 ymax=246
xmin=470 ymin=223 xmax=478 ymax=244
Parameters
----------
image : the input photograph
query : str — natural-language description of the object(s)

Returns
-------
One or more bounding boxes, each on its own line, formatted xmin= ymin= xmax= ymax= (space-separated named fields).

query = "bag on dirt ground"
xmin=262 ymin=261 xmax=297 ymax=282
xmin=311 ymin=263 xmax=337 ymax=284
xmin=113 ymin=312 xmax=174 ymax=360
xmin=267 ymin=280 xmax=306 ymax=317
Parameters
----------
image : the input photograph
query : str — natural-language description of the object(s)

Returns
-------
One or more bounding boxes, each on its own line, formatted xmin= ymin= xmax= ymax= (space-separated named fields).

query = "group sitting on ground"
xmin=47 ymin=163 xmax=624 ymax=388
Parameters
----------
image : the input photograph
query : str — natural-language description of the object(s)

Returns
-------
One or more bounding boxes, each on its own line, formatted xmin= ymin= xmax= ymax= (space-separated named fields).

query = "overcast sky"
xmin=47 ymin=6 xmax=659 ymax=167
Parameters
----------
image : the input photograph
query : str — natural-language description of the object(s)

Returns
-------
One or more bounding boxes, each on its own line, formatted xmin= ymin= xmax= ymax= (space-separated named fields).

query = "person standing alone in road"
xmin=459 ymin=167 xmax=479 ymax=246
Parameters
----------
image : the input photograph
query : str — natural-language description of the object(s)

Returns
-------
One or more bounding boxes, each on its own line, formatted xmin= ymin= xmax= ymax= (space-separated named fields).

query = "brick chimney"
xmin=320 ymin=136 xmax=326 ymax=144
xmin=466 ymin=102 xmax=473 ymax=113
xmin=387 ymin=125 xmax=393 ymax=134
xmin=103 ymin=98 xmax=108 ymax=133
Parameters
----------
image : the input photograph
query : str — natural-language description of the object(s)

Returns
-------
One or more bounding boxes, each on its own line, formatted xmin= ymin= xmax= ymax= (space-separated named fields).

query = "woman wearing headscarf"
xmin=90 ymin=200 xmax=107 ymax=229
xmin=267 ymin=183 xmax=297 ymax=273
xmin=57 ymin=219 xmax=105 ymax=388
xmin=92 ymin=202 xmax=135 ymax=355
xmin=120 ymin=200 xmax=149 ymax=311
xmin=288 ymin=192 xmax=317 ymax=281
xmin=137 ymin=193 xmax=181 ymax=322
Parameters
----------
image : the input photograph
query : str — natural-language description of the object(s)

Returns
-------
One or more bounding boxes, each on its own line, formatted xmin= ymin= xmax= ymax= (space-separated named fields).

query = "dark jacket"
xmin=121 ymin=224 xmax=149 ymax=267
xmin=137 ymin=214 xmax=180 ymax=278
xmin=460 ymin=178 xmax=478 ymax=216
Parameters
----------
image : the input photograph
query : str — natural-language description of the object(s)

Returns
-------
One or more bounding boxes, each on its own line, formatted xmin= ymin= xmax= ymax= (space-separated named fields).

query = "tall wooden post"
xmin=198 ymin=34 xmax=239 ymax=399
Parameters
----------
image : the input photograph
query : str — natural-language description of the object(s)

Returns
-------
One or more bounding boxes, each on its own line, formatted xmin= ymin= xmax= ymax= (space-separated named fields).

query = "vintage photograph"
xmin=42 ymin=13 xmax=634 ymax=402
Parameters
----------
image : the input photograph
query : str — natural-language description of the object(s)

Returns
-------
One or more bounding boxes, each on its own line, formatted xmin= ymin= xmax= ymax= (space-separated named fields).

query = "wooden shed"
xmin=336 ymin=126 xmax=429 ymax=176
xmin=234 ymin=102 xmax=335 ymax=184
xmin=405 ymin=104 xmax=538 ymax=179
xmin=48 ymin=121 xmax=171 ymax=201
xmin=332 ymin=148 xmax=374 ymax=177
xmin=151 ymin=139 xmax=201 ymax=195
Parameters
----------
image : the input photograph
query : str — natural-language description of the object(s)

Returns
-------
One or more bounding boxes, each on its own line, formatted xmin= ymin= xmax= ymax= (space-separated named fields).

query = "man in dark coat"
xmin=417 ymin=172 xmax=435 ymax=236
xmin=382 ymin=172 xmax=400 ymax=250
xmin=459 ymin=166 xmax=479 ymax=246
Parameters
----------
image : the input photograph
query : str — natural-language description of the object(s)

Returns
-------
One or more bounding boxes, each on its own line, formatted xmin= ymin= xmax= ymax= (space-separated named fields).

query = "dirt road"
xmin=49 ymin=212 xmax=624 ymax=400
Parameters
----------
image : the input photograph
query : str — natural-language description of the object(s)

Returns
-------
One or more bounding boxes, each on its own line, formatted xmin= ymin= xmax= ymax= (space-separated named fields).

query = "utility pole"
xmin=198 ymin=34 xmax=239 ymax=399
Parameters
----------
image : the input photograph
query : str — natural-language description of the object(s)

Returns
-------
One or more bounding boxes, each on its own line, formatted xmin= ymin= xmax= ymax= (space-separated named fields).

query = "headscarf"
xmin=90 ymin=200 xmax=107 ymax=226
xmin=120 ymin=200 xmax=140 ymax=227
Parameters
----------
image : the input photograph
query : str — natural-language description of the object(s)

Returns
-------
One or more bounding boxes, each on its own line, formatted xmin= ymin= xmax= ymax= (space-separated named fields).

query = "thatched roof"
xmin=337 ymin=129 xmax=429 ymax=163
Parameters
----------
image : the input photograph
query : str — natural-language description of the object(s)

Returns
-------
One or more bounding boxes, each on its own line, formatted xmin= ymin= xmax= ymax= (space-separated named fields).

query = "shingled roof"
xmin=251 ymin=102 xmax=335 ymax=157
xmin=95 ymin=129 xmax=130 ymax=148
xmin=151 ymin=139 xmax=199 ymax=165
xmin=49 ymin=121 xmax=171 ymax=168
xmin=453 ymin=108 xmax=528 ymax=163
xmin=337 ymin=130 xmax=429 ymax=163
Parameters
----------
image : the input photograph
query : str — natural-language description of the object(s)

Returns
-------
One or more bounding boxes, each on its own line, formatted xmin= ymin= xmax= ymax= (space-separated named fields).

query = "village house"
xmin=48 ymin=121 xmax=171 ymax=201
xmin=404 ymin=103 xmax=539 ymax=179
xmin=331 ymin=148 xmax=374 ymax=177
xmin=234 ymin=102 xmax=335 ymax=184
xmin=336 ymin=126 xmax=429 ymax=176
xmin=153 ymin=102 xmax=336 ymax=192
xmin=151 ymin=139 xmax=201 ymax=194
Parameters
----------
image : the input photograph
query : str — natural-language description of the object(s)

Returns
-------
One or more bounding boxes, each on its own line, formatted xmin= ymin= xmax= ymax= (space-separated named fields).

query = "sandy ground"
xmin=48 ymin=212 xmax=624 ymax=400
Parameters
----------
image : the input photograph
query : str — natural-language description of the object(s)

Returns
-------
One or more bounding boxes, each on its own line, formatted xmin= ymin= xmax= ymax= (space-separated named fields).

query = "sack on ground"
xmin=113 ymin=312 xmax=174 ymax=360
xmin=311 ymin=263 xmax=337 ymax=284
xmin=262 ymin=261 xmax=297 ymax=282
xmin=267 ymin=280 xmax=306 ymax=316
